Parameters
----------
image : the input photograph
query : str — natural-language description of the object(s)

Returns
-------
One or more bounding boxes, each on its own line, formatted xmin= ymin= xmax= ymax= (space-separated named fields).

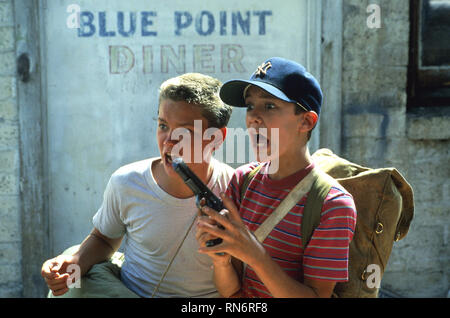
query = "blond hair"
xmin=158 ymin=73 xmax=232 ymax=128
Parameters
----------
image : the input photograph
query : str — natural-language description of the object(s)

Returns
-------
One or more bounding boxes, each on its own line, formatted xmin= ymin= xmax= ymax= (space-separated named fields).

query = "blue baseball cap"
xmin=219 ymin=57 xmax=323 ymax=116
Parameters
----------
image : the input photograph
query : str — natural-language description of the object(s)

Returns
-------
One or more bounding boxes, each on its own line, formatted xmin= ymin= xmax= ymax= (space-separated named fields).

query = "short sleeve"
xmin=303 ymin=187 xmax=357 ymax=282
xmin=225 ymin=172 xmax=242 ymax=210
xmin=92 ymin=175 xmax=126 ymax=239
xmin=225 ymin=162 xmax=262 ymax=214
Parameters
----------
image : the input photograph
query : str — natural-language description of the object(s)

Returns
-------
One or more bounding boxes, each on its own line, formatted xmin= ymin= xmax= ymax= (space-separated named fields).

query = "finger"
xmin=41 ymin=261 xmax=57 ymax=278
xmin=48 ymin=280 xmax=69 ymax=291
xmin=219 ymin=193 xmax=243 ymax=223
xmin=200 ymin=206 xmax=233 ymax=230
xmin=198 ymin=242 xmax=228 ymax=255
xmin=219 ymin=209 xmax=230 ymax=219
xmin=195 ymin=225 xmax=208 ymax=242
xmin=208 ymin=252 xmax=231 ymax=265
xmin=197 ymin=218 xmax=228 ymax=240
xmin=195 ymin=215 xmax=218 ymax=241
xmin=52 ymin=287 xmax=69 ymax=297
xmin=196 ymin=197 xmax=207 ymax=215
xmin=195 ymin=223 xmax=214 ymax=241
xmin=47 ymin=273 xmax=69 ymax=283
xmin=50 ymin=259 xmax=63 ymax=273
xmin=196 ymin=229 xmax=220 ymax=247
xmin=197 ymin=233 xmax=215 ymax=247
xmin=196 ymin=215 xmax=217 ymax=225
xmin=45 ymin=274 xmax=69 ymax=288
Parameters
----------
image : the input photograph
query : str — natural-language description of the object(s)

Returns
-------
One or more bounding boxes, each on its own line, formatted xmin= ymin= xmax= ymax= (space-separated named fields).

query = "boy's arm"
xmin=198 ymin=205 xmax=335 ymax=297
xmin=253 ymin=189 xmax=355 ymax=297
xmin=198 ymin=193 xmax=353 ymax=298
xmin=41 ymin=227 xmax=123 ymax=296
xmin=74 ymin=227 xmax=123 ymax=276
xmin=248 ymin=251 xmax=336 ymax=297
xmin=211 ymin=257 xmax=242 ymax=298
xmin=196 ymin=216 xmax=241 ymax=297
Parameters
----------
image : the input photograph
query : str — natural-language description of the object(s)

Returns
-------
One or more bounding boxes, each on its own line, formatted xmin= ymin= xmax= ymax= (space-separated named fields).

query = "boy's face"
xmin=157 ymin=98 xmax=218 ymax=178
xmin=244 ymin=85 xmax=308 ymax=162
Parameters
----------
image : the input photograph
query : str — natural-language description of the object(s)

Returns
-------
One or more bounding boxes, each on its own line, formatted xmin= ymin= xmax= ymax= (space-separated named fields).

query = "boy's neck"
xmin=267 ymin=146 xmax=312 ymax=181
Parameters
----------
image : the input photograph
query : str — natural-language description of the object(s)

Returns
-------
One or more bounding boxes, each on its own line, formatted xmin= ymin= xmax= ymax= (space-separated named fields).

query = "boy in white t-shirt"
xmin=41 ymin=73 xmax=234 ymax=298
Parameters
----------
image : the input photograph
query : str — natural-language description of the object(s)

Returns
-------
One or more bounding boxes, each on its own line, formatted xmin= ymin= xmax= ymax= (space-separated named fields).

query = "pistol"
xmin=172 ymin=157 xmax=223 ymax=247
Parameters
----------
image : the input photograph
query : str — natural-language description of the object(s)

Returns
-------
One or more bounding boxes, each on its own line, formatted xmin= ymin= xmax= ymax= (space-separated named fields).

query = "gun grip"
xmin=206 ymin=227 xmax=225 ymax=256
xmin=206 ymin=238 xmax=222 ymax=247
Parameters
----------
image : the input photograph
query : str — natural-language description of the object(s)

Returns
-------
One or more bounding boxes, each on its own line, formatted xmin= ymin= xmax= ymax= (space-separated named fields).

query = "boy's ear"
xmin=298 ymin=111 xmax=318 ymax=133
xmin=206 ymin=127 xmax=227 ymax=153
xmin=220 ymin=127 xmax=227 ymax=141
xmin=213 ymin=127 xmax=227 ymax=150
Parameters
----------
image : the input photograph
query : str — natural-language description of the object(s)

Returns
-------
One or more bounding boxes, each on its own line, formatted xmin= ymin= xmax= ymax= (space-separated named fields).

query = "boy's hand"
xmin=195 ymin=209 xmax=231 ymax=267
xmin=196 ymin=193 xmax=266 ymax=267
xmin=41 ymin=254 xmax=79 ymax=296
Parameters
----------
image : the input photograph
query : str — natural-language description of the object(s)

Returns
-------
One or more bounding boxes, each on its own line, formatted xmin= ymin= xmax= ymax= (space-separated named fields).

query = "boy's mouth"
xmin=256 ymin=133 xmax=269 ymax=148
xmin=165 ymin=152 xmax=174 ymax=165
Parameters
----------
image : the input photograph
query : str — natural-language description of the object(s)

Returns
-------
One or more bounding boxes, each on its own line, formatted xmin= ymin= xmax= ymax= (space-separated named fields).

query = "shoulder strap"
xmin=240 ymin=164 xmax=263 ymax=200
xmin=253 ymin=167 xmax=320 ymax=243
xmin=301 ymin=170 xmax=336 ymax=250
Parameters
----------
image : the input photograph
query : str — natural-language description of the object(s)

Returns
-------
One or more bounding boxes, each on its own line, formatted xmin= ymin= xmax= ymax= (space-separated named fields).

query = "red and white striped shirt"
xmin=225 ymin=162 xmax=357 ymax=298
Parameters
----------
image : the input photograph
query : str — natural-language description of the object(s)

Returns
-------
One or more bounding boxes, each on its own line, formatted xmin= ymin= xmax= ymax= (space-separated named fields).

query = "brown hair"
xmin=158 ymin=73 xmax=232 ymax=129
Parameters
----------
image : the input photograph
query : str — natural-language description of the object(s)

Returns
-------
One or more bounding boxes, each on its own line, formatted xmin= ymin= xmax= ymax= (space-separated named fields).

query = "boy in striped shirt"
xmin=196 ymin=57 xmax=357 ymax=298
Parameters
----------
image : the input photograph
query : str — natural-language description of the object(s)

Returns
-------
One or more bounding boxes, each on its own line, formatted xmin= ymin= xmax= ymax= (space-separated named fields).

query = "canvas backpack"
xmin=240 ymin=148 xmax=414 ymax=298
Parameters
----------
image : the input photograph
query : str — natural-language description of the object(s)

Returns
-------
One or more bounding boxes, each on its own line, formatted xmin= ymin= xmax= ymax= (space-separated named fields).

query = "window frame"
xmin=407 ymin=0 xmax=450 ymax=110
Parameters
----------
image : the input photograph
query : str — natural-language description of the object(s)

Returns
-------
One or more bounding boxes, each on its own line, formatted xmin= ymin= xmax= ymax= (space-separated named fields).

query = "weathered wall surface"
xmin=341 ymin=0 xmax=449 ymax=297
xmin=0 ymin=0 xmax=22 ymax=297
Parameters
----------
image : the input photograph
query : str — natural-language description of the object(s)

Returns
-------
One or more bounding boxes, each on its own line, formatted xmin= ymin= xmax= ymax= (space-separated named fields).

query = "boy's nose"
xmin=163 ymin=139 xmax=176 ymax=147
xmin=164 ymin=136 xmax=179 ymax=147
xmin=163 ymin=131 xmax=178 ymax=147
xmin=246 ymin=111 xmax=263 ymax=126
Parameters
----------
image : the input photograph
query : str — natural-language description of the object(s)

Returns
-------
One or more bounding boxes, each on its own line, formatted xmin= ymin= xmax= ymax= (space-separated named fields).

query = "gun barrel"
xmin=172 ymin=157 xmax=224 ymax=250
xmin=172 ymin=157 xmax=223 ymax=211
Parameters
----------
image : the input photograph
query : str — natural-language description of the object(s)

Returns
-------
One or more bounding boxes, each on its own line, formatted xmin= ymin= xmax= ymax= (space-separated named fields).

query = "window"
xmin=408 ymin=0 xmax=450 ymax=109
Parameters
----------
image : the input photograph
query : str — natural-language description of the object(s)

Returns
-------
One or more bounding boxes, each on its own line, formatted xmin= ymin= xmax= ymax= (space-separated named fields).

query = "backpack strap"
xmin=239 ymin=165 xmax=336 ymax=247
xmin=301 ymin=170 xmax=337 ymax=250
xmin=254 ymin=167 xmax=320 ymax=243
xmin=239 ymin=164 xmax=263 ymax=201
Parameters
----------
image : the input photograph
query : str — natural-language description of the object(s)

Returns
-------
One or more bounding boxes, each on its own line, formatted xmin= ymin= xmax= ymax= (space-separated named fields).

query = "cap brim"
xmin=220 ymin=79 xmax=293 ymax=107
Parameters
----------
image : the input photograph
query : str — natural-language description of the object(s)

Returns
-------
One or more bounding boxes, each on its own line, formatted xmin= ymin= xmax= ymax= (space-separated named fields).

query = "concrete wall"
xmin=0 ymin=0 xmax=22 ymax=297
xmin=341 ymin=0 xmax=449 ymax=297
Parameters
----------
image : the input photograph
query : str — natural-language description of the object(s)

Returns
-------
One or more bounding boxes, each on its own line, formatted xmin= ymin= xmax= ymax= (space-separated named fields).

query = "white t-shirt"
xmin=92 ymin=157 xmax=235 ymax=298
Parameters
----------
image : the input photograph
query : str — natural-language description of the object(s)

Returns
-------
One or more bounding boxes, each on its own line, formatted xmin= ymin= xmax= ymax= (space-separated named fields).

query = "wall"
xmin=341 ymin=0 xmax=449 ymax=297
xmin=0 ymin=0 xmax=22 ymax=297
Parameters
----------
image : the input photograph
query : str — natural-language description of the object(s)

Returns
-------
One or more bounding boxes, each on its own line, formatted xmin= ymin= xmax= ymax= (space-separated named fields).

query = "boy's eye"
xmin=246 ymin=103 xmax=254 ymax=111
xmin=158 ymin=123 xmax=168 ymax=130
xmin=265 ymin=103 xmax=276 ymax=110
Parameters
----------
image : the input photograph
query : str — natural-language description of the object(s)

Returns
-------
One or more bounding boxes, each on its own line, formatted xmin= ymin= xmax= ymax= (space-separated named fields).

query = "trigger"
xmin=195 ymin=196 xmax=202 ymax=210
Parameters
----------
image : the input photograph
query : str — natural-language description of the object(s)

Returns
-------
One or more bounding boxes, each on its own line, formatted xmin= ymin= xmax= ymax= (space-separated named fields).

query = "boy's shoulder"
xmin=211 ymin=157 xmax=235 ymax=177
xmin=209 ymin=158 xmax=236 ymax=190
xmin=109 ymin=158 xmax=156 ymax=186
xmin=113 ymin=158 xmax=153 ymax=175
xmin=320 ymin=180 xmax=357 ymax=221
xmin=232 ymin=161 xmax=264 ymax=182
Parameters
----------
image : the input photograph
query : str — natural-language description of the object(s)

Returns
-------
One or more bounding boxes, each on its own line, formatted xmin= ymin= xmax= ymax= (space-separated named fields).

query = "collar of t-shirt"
xmin=259 ymin=162 xmax=316 ymax=190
